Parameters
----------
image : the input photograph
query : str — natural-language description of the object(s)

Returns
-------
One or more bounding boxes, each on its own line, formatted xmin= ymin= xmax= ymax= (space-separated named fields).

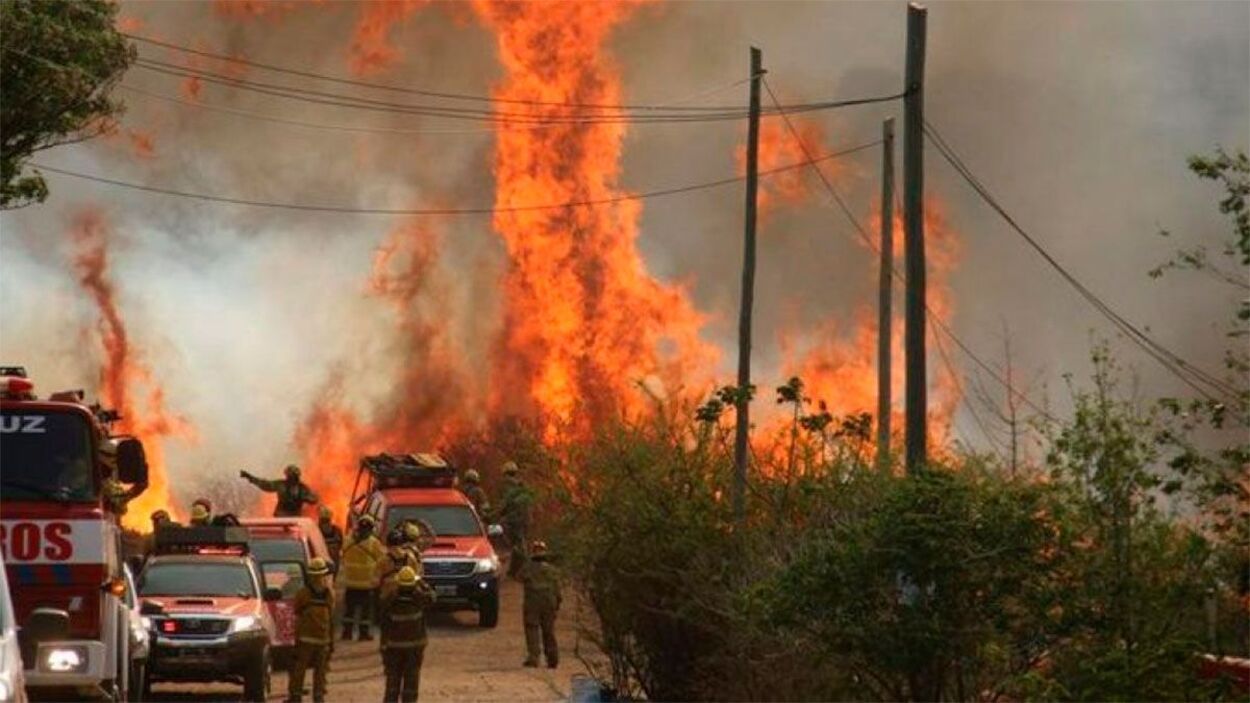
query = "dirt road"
xmin=150 ymin=578 xmax=585 ymax=702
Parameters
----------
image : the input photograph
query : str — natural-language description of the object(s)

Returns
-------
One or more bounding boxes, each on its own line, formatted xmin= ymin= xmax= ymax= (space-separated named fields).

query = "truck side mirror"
xmin=116 ymin=437 xmax=149 ymax=485
xmin=487 ymin=524 xmax=504 ymax=538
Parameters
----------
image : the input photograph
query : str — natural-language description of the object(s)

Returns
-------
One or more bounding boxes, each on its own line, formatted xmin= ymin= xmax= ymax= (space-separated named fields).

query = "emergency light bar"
xmin=154 ymin=526 xmax=251 ymax=556
xmin=0 ymin=375 xmax=35 ymax=400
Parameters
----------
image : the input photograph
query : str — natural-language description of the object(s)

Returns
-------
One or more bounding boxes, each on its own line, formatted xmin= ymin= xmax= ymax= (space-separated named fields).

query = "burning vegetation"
xmin=69 ymin=208 xmax=195 ymax=529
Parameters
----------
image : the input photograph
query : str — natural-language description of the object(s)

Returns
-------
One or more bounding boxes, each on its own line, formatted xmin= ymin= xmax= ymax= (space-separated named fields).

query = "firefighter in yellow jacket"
xmin=380 ymin=527 xmax=421 ymax=588
xmin=379 ymin=566 xmax=437 ymax=702
xmin=340 ymin=515 xmax=386 ymax=640
xmin=520 ymin=540 xmax=562 ymax=668
xmin=287 ymin=558 xmax=334 ymax=703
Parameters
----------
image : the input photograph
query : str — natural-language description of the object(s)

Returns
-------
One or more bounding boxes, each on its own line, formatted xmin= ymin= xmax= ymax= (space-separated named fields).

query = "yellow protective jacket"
xmin=379 ymin=546 xmax=421 ymax=589
xmin=340 ymin=533 xmax=386 ymax=590
xmin=379 ymin=582 xmax=437 ymax=650
xmin=293 ymin=585 xmax=336 ymax=645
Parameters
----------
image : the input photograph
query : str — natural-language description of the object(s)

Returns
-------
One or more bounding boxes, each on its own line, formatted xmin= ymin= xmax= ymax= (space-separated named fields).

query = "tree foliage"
xmin=554 ymin=363 xmax=1244 ymax=700
xmin=1149 ymin=148 xmax=1250 ymax=550
xmin=0 ymin=0 xmax=133 ymax=208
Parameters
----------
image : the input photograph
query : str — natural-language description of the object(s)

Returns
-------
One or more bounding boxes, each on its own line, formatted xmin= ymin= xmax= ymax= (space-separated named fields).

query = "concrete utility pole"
xmin=876 ymin=117 xmax=895 ymax=473
xmin=903 ymin=4 xmax=928 ymax=475
xmin=733 ymin=46 xmax=763 ymax=522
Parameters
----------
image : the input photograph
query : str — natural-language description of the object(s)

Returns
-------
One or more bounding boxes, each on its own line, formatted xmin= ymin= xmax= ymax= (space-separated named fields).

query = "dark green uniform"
xmin=287 ymin=584 xmax=335 ymax=702
xmin=461 ymin=483 xmax=490 ymax=516
xmin=379 ymin=582 xmax=437 ymax=703
xmin=319 ymin=518 xmax=343 ymax=564
xmin=242 ymin=472 xmax=319 ymax=517
xmin=520 ymin=557 xmax=562 ymax=668
xmin=497 ymin=479 xmax=533 ymax=576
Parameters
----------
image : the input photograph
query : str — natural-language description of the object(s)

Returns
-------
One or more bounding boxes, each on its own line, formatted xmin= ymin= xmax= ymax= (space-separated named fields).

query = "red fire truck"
xmin=0 ymin=367 xmax=150 ymax=700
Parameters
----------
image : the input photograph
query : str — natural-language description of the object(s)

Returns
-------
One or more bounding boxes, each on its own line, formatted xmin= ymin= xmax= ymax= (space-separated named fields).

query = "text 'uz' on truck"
xmin=0 ymin=367 xmax=150 ymax=701
xmin=348 ymin=453 xmax=504 ymax=628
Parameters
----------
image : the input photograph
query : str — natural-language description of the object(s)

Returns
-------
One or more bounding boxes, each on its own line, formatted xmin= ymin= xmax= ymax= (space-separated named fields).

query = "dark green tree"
xmin=1 ymin=0 xmax=133 ymax=208
xmin=1149 ymin=149 xmax=1249 ymax=549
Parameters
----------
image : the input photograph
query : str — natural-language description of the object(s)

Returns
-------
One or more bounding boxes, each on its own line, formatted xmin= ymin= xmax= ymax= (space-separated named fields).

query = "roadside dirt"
xmin=150 ymin=577 xmax=591 ymax=702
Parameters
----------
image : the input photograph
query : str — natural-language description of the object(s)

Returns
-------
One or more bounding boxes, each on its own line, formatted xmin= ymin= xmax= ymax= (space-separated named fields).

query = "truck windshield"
xmin=0 ymin=410 xmax=95 ymax=501
xmin=139 ymin=562 xmax=256 ymax=598
xmin=386 ymin=505 xmax=481 ymax=537
xmin=250 ymin=539 xmax=306 ymax=564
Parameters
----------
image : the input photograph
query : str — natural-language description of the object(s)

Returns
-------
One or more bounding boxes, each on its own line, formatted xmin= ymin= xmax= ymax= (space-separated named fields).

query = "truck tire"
xmin=127 ymin=660 xmax=147 ymax=702
xmin=243 ymin=648 xmax=269 ymax=702
xmin=479 ymin=592 xmax=499 ymax=628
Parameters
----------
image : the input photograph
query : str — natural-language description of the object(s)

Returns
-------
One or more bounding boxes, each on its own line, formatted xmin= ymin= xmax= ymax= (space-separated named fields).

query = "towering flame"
xmin=473 ymin=0 xmax=716 ymax=442
xmin=69 ymin=208 xmax=194 ymax=530
xmin=295 ymin=220 xmax=472 ymax=518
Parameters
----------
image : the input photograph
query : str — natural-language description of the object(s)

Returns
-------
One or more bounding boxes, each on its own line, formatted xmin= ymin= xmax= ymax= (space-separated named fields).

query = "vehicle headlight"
xmin=474 ymin=556 xmax=499 ymax=574
xmin=42 ymin=645 xmax=89 ymax=673
xmin=229 ymin=615 xmax=260 ymax=633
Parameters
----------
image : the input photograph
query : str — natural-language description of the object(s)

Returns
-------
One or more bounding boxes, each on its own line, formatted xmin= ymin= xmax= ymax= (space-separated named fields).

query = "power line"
xmin=117 ymin=72 xmax=759 ymax=136
xmin=759 ymin=77 xmax=1058 ymax=426
xmin=124 ymin=32 xmax=879 ymax=114
xmin=132 ymin=57 xmax=905 ymax=125
xmin=31 ymin=139 xmax=880 ymax=215
xmin=932 ymin=315 xmax=1011 ymax=461
xmin=118 ymin=84 xmax=498 ymax=136
xmin=923 ymin=118 xmax=1243 ymax=409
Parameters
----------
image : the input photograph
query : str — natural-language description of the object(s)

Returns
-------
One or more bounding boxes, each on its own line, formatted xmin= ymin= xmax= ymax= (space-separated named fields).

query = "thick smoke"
xmin=0 ymin=1 xmax=1245 ymax=507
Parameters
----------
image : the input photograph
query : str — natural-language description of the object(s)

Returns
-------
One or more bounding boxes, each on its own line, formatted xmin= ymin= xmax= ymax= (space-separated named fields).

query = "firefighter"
xmin=401 ymin=520 xmax=432 ymax=573
xmin=240 ymin=464 xmax=319 ymax=517
xmin=460 ymin=469 xmax=491 ymax=517
xmin=340 ymin=515 xmax=385 ymax=641
xmin=144 ymin=509 xmax=176 ymax=555
xmin=381 ymin=528 xmax=420 ymax=588
xmin=519 ymin=540 xmax=562 ymax=669
xmin=150 ymin=509 xmax=173 ymax=531
xmin=189 ymin=499 xmax=212 ymax=526
xmin=378 ymin=566 xmax=436 ymax=703
xmin=287 ymin=557 xmax=334 ymax=703
xmin=104 ymin=475 xmax=147 ymax=516
xmin=318 ymin=505 xmax=344 ymax=565
xmin=496 ymin=461 xmax=533 ymax=577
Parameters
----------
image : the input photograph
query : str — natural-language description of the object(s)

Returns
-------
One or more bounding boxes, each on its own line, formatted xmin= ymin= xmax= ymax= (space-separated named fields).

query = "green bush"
xmin=554 ymin=374 xmax=1243 ymax=701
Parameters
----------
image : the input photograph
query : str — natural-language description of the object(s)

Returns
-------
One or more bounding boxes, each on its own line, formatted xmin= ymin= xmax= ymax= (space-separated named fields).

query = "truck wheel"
xmin=127 ymin=660 xmax=147 ymax=702
xmin=243 ymin=648 xmax=269 ymax=702
xmin=479 ymin=592 xmax=499 ymax=628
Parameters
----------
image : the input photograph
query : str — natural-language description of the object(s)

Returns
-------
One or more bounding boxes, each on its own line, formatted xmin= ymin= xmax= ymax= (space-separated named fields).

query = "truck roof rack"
xmin=360 ymin=452 xmax=455 ymax=489
xmin=153 ymin=525 xmax=251 ymax=556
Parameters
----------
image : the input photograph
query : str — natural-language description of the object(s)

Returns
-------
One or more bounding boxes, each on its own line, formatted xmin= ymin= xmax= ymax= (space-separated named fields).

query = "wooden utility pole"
xmin=876 ymin=117 xmax=895 ymax=472
xmin=733 ymin=46 xmax=763 ymax=522
xmin=903 ymin=4 xmax=928 ymax=475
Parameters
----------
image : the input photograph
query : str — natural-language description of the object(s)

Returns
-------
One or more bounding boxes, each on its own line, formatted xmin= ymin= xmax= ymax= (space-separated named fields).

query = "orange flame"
xmin=473 ymin=0 xmax=716 ymax=442
xmin=737 ymin=117 xmax=836 ymax=216
xmin=69 ymin=209 xmax=196 ymax=530
xmin=296 ymin=220 xmax=471 ymax=518
xmin=780 ymin=202 xmax=963 ymax=461
xmin=348 ymin=0 xmax=428 ymax=76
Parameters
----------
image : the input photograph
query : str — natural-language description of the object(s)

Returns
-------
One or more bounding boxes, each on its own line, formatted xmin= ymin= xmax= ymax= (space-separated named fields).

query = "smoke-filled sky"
xmin=1 ymin=1 xmax=1246 ymax=507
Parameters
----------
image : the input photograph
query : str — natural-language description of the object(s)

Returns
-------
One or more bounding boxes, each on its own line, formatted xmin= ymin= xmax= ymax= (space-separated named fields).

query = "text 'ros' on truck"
xmin=0 ymin=367 xmax=151 ymax=701
xmin=348 ymin=453 xmax=505 ymax=628
xmin=136 ymin=526 xmax=278 ymax=701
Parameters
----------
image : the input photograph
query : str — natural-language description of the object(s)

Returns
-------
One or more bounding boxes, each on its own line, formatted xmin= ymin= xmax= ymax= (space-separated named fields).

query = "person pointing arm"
xmin=240 ymin=464 xmax=319 ymax=517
